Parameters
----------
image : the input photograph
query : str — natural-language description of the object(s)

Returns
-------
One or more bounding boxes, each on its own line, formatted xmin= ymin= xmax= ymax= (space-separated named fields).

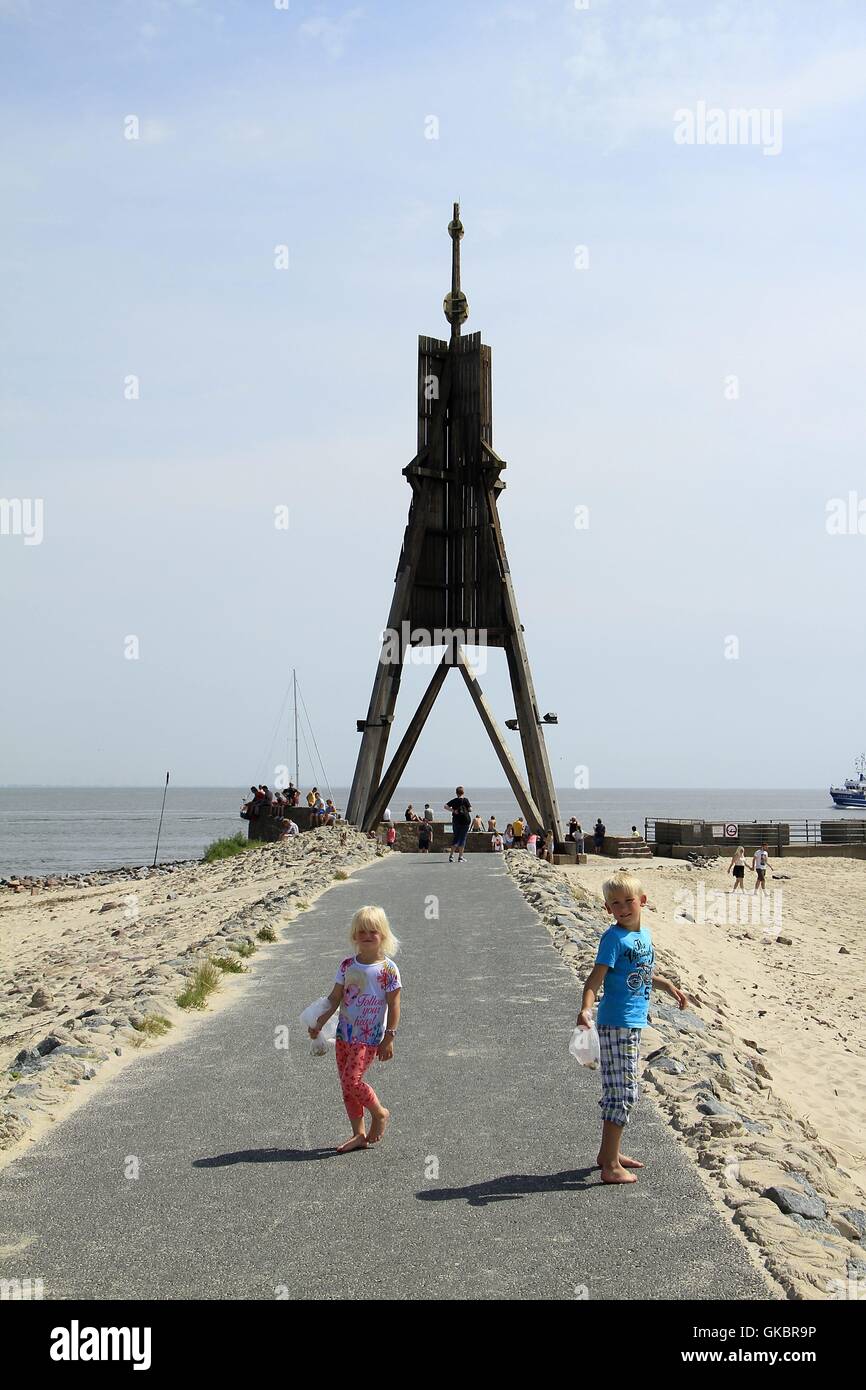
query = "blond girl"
xmin=309 ymin=906 xmax=402 ymax=1152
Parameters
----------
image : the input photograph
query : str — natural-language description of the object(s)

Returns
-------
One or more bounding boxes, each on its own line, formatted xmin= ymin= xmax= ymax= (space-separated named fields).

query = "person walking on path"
xmin=418 ymin=820 xmax=432 ymax=853
xmin=577 ymin=872 xmax=688 ymax=1185
xmin=386 ymin=824 xmax=397 ymax=850
xmin=308 ymin=906 xmax=401 ymax=1153
xmin=445 ymin=786 xmax=472 ymax=863
xmin=752 ymin=843 xmax=772 ymax=893
xmin=728 ymin=845 xmax=747 ymax=893
xmin=593 ymin=818 xmax=606 ymax=854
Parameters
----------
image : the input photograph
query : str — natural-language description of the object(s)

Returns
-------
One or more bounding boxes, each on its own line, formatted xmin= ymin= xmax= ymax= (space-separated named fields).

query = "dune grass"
xmin=212 ymin=956 xmax=247 ymax=974
xmin=176 ymin=962 xmax=221 ymax=1010
xmin=236 ymin=940 xmax=257 ymax=958
xmin=256 ymin=925 xmax=277 ymax=943
xmin=201 ymin=833 xmax=249 ymax=863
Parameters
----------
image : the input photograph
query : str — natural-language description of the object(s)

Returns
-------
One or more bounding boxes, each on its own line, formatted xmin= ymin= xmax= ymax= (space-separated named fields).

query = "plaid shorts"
xmin=598 ymin=1026 xmax=641 ymax=1126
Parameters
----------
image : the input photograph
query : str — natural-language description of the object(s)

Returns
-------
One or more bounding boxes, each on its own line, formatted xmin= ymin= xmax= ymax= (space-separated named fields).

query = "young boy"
xmin=577 ymin=872 xmax=688 ymax=1185
xmin=752 ymin=843 xmax=771 ymax=893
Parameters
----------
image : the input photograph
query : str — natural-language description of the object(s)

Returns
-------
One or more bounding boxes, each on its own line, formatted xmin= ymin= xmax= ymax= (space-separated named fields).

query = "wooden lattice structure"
xmin=346 ymin=205 xmax=563 ymax=840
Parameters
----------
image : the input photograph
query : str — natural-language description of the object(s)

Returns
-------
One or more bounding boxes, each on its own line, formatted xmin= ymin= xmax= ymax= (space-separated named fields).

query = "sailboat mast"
xmin=293 ymin=669 xmax=300 ymax=788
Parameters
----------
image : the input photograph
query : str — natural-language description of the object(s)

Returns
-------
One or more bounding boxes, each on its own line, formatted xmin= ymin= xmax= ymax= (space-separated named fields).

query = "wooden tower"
xmin=346 ymin=204 xmax=563 ymax=840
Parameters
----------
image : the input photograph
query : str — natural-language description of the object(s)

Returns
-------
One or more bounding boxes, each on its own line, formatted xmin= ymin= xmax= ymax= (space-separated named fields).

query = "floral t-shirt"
xmin=334 ymin=955 xmax=402 ymax=1045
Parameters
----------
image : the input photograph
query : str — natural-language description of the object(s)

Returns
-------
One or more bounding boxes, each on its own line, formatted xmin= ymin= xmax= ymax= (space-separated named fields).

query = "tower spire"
xmin=444 ymin=201 xmax=469 ymax=340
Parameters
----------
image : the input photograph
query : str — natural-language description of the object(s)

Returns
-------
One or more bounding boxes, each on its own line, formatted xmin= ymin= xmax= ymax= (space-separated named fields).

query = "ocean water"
xmin=0 ymin=786 xmax=857 ymax=877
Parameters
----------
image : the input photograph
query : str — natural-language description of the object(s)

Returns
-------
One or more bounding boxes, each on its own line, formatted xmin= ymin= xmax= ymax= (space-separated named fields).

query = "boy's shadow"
xmin=193 ymin=1146 xmax=338 ymax=1168
xmin=417 ymin=1167 xmax=598 ymax=1207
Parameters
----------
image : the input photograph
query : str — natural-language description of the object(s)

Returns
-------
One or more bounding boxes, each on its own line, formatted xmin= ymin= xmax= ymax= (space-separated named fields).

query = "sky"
xmin=2 ymin=0 xmax=866 ymax=790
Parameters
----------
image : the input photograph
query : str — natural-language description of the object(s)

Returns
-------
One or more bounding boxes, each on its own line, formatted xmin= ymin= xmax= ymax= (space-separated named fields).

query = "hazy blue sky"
xmin=2 ymin=0 xmax=865 ymax=790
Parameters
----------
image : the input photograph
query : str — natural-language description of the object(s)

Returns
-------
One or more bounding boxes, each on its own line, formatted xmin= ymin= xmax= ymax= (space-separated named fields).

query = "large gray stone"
xmin=840 ymin=1208 xmax=866 ymax=1239
xmin=763 ymin=1186 xmax=826 ymax=1220
xmin=648 ymin=1057 xmax=685 ymax=1076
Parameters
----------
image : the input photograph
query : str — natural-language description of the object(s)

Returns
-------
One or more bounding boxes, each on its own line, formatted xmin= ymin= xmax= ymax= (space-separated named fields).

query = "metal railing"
xmin=644 ymin=817 xmax=866 ymax=848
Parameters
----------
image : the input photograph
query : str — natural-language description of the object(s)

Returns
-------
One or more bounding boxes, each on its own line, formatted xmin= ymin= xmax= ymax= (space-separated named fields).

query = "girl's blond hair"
xmin=601 ymin=871 xmax=645 ymax=903
xmin=350 ymin=905 xmax=400 ymax=956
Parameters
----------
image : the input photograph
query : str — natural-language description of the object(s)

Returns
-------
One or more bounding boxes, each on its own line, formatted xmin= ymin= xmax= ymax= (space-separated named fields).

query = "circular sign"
xmin=724 ymin=822 xmax=738 ymax=838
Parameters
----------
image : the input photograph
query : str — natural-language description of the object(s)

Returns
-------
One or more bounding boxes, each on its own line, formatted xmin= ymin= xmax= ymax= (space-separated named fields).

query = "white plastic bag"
xmin=299 ymin=996 xmax=338 ymax=1055
xmin=569 ymin=1021 xmax=600 ymax=1069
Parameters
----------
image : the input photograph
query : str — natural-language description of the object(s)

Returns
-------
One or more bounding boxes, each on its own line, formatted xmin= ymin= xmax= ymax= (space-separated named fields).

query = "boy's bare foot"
xmin=595 ymin=1153 xmax=643 ymax=1169
xmin=600 ymin=1164 xmax=638 ymax=1184
xmin=368 ymin=1108 xmax=390 ymax=1144
xmin=335 ymin=1134 xmax=368 ymax=1153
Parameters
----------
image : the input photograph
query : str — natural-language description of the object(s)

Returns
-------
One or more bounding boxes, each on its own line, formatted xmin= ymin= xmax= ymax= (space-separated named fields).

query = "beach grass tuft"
xmin=176 ymin=962 xmax=221 ymax=1010
xmin=256 ymin=925 xmax=277 ymax=942
xmin=212 ymin=955 xmax=247 ymax=973
xmin=334 ymin=870 xmax=349 ymax=881
xmin=129 ymin=1014 xmax=172 ymax=1046
xmin=236 ymin=940 xmax=257 ymax=958
xmin=201 ymin=833 xmax=255 ymax=863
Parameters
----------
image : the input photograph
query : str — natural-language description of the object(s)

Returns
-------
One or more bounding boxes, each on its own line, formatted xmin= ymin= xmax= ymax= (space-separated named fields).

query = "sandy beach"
xmin=567 ymin=854 xmax=866 ymax=1195
xmin=504 ymin=849 xmax=866 ymax=1300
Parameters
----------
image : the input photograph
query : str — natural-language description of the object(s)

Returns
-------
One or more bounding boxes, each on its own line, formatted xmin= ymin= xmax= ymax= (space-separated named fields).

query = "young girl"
xmin=308 ymin=906 xmax=402 ymax=1153
xmin=728 ymin=845 xmax=746 ymax=893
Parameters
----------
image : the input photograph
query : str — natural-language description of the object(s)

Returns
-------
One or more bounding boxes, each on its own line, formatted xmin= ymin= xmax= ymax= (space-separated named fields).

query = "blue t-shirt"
xmin=595 ymin=925 xmax=655 ymax=1028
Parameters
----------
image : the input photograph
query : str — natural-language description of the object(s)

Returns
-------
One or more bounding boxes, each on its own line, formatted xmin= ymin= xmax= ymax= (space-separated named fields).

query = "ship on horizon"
xmin=830 ymin=754 xmax=866 ymax=806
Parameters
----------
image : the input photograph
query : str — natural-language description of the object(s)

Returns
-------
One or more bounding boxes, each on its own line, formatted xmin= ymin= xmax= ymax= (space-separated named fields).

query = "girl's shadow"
xmin=194 ymin=1146 xmax=339 ymax=1167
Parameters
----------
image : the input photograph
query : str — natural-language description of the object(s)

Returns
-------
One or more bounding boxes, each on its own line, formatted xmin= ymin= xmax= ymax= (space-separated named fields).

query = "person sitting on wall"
xmin=324 ymin=798 xmax=339 ymax=825
xmin=470 ymin=814 xmax=484 ymax=832
xmin=278 ymin=818 xmax=299 ymax=840
xmin=405 ymin=804 xmax=421 ymax=822
xmin=423 ymin=803 xmax=434 ymax=822
xmin=567 ymin=817 xmax=579 ymax=841
xmin=307 ymin=786 xmax=318 ymax=808
xmin=241 ymin=786 xmax=260 ymax=820
xmin=487 ymin=815 xmax=497 ymax=831
xmin=313 ymin=792 xmax=327 ymax=825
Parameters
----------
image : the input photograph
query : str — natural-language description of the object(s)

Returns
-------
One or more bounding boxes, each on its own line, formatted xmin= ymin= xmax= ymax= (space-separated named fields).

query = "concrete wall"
xmin=652 ymin=842 xmax=866 ymax=860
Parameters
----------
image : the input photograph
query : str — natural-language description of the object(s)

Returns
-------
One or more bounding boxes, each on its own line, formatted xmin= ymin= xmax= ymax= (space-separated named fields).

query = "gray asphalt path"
xmin=0 ymin=854 xmax=770 ymax=1300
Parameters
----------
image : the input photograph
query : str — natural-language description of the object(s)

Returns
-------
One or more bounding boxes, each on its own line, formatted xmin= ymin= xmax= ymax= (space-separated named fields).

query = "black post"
xmin=152 ymin=772 xmax=170 ymax=868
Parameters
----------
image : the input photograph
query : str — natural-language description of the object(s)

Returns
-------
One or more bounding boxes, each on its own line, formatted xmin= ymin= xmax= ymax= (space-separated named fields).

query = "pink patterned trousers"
xmin=335 ymin=1040 xmax=381 ymax=1120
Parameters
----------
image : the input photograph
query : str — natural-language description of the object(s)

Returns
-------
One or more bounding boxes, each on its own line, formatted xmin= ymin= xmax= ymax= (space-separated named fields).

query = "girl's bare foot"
xmin=336 ymin=1133 xmax=368 ymax=1153
xmin=601 ymin=1164 xmax=638 ymax=1184
xmin=595 ymin=1153 xmax=643 ymax=1169
xmin=368 ymin=1108 xmax=390 ymax=1144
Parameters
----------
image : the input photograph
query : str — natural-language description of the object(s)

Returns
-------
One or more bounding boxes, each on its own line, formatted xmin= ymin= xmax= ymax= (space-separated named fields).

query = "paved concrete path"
xmin=0 ymin=855 xmax=770 ymax=1300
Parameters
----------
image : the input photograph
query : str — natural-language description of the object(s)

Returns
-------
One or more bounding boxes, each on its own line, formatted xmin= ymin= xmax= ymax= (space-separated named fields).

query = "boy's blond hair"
xmin=350 ymin=905 xmax=400 ymax=956
xmin=602 ymin=871 xmax=645 ymax=903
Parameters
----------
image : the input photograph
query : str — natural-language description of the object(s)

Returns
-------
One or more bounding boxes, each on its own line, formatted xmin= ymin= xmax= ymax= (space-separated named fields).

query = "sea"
xmin=0 ymin=786 xmax=858 ymax=878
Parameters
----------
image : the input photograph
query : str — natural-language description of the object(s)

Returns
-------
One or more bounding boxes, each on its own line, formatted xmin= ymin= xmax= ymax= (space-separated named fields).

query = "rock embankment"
xmin=0 ymin=828 xmax=380 ymax=1155
xmin=505 ymin=850 xmax=866 ymax=1302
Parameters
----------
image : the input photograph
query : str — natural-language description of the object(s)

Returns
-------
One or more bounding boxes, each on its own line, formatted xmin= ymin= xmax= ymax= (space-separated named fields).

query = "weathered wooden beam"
xmin=454 ymin=647 xmax=543 ymax=830
xmin=362 ymin=651 xmax=453 ymax=832
xmin=482 ymin=483 xmax=564 ymax=840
